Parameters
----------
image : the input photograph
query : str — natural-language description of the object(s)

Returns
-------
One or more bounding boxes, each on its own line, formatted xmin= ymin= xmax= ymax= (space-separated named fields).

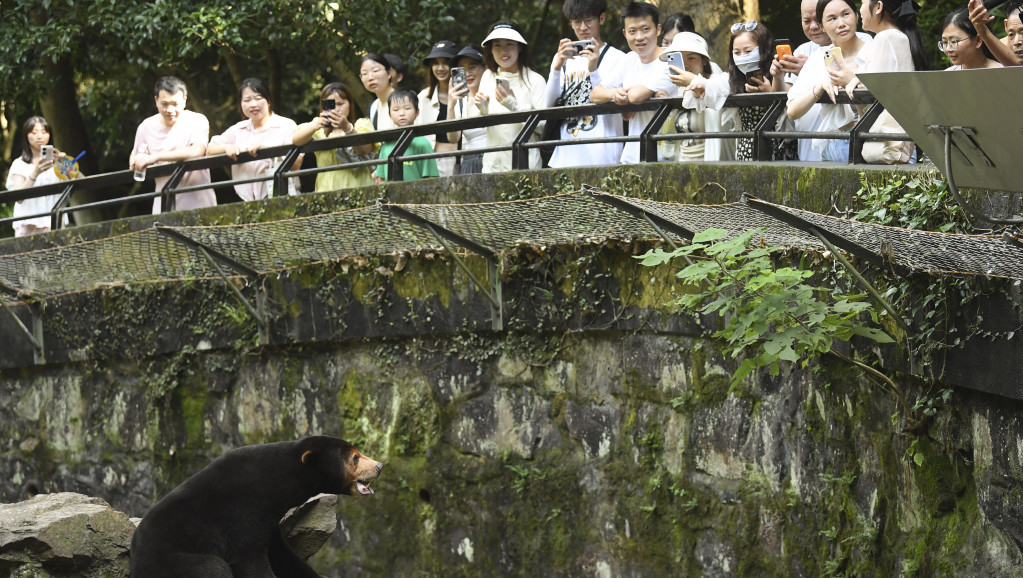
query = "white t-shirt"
xmin=449 ymin=98 xmax=487 ymax=152
xmin=132 ymin=109 xmax=217 ymax=214
xmin=5 ymin=157 xmax=64 ymax=231
xmin=477 ymin=67 xmax=548 ymax=173
xmin=599 ymin=51 xmax=677 ymax=164
xmin=786 ymin=34 xmax=873 ymax=161
xmin=860 ymin=29 xmax=915 ymax=73
xmin=544 ymin=44 xmax=627 ymax=168
xmin=787 ymin=37 xmax=873 ymax=155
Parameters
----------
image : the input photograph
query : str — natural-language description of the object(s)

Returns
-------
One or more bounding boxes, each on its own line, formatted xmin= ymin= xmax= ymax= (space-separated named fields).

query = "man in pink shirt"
xmin=130 ymin=76 xmax=217 ymax=214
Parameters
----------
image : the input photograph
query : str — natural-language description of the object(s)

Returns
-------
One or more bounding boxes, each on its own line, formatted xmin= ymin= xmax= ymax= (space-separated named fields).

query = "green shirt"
xmin=375 ymin=136 xmax=440 ymax=181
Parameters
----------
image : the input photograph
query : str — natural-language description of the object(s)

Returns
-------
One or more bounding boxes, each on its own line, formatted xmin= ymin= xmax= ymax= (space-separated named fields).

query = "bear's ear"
xmin=301 ymin=449 xmax=318 ymax=466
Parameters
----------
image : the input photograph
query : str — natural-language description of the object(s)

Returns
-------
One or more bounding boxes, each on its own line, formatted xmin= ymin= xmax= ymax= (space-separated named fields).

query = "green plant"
xmin=639 ymin=228 xmax=894 ymax=390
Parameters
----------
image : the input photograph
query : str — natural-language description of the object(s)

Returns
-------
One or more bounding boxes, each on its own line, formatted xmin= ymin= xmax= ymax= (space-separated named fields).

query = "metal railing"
xmin=0 ymin=89 xmax=904 ymax=232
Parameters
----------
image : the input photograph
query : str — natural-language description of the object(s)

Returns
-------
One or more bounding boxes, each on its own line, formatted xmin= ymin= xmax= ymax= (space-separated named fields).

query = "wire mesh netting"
xmin=2 ymin=189 xmax=1022 ymax=303
xmin=749 ymin=197 xmax=1023 ymax=281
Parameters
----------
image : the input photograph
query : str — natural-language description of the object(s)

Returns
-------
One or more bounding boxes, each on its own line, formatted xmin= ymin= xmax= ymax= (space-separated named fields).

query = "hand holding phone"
xmin=824 ymin=47 xmax=844 ymax=71
xmin=665 ymin=51 xmax=684 ymax=73
xmin=451 ymin=67 xmax=467 ymax=94
xmin=569 ymin=39 xmax=596 ymax=57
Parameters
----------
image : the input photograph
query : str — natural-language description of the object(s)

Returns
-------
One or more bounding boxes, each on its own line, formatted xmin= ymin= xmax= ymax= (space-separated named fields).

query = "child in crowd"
xmin=292 ymin=82 xmax=376 ymax=192
xmin=591 ymin=1 xmax=676 ymax=164
xmin=374 ymin=89 xmax=439 ymax=183
xmin=475 ymin=20 xmax=548 ymax=173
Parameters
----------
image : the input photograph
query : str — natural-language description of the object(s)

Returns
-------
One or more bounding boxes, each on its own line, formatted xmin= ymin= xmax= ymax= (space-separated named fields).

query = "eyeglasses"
xmin=731 ymin=21 xmax=758 ymax=34
xmin=570 ymin=17 xmax=599 ymax=29
xmin=359 ymin=68 xmax=386 ymax=79
xmin=938 ymin=37 xmax=974 ymax=52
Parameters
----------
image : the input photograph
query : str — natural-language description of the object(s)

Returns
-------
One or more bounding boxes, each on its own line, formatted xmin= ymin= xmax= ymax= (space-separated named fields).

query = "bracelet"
xmin=27 ymin=175 xmax=36 ymax=181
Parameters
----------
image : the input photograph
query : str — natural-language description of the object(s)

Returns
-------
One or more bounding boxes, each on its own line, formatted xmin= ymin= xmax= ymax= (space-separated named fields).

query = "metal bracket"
xmin=743 ymin=194 xmax=914 ymax=278
xmin=153 ymin=224 xmax=269 ymax=343
xmin=0 ymin=277 xmax=45 ymax=364
xmin=380 ymin=204 xmax=503 ymax=330
xmin=640 ymin=103 xmax=674 ymax=163
xmin=513 ymin=114 xmax=542 ymax=170
xmin=926 ymin=125 xmax=1023 ymax=228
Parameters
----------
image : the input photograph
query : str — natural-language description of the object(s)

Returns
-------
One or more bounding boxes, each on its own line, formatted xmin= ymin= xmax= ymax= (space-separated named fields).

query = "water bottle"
xmin=134 ymin=144 xmax=148 ymax=182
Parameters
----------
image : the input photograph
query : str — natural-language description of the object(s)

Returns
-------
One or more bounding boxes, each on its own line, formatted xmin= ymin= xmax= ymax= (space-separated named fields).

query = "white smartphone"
xmin=824 ymin=47 xmax=843 ymax=71
xmin=496 ymin=78 xmax=510 ymax=92
xmin=665 ymin=51 xmax=684 ymax=72
xmin=41 ymin=145 xmax=54 ymax=162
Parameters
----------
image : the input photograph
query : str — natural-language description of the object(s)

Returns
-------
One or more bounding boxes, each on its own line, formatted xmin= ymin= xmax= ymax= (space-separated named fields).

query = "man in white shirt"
xmin=543 ymin=0 xmax=627 ymax=168
xmin=592 ymin=1 xmax=676 ymax=164
xmin=130 ymin=76 xmax=216 ymax=213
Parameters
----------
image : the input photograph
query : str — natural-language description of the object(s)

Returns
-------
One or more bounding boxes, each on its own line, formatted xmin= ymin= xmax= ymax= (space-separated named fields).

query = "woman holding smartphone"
xmin=445 ymin=45 xmax=489 ymax=174
xmin=293 ymin=82 xmax=376 ymax=192
xmin=4 ymin=116 xmax=76 ymax=236
xmin=786 ymin=0 xmax=871 ymax=162
xmin=475 ymin=21 xmax=547 ymax=173
xmin=417 ymin=40 xmax=460 ymax=177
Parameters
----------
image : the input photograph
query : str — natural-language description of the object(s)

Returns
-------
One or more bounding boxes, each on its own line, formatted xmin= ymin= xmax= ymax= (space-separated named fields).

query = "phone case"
xmin=776 ymin=44 xmax=792 ymax=59
xmin=666 ymin=52 xmax=683 ymax=71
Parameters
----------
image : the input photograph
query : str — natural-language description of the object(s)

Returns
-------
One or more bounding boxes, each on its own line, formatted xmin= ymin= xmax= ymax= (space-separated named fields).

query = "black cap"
xmin=455 ymin=45 xmax=484 ymax=63
xmin=425 ymin=40 xmax=458 ymax=61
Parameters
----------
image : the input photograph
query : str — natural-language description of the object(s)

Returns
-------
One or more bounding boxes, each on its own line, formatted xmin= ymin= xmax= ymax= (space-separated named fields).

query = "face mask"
xmin=733 ymin=47 xmax=761 ymax=74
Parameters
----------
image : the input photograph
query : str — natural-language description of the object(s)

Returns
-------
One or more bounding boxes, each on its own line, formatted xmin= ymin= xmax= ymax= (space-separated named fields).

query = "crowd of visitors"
xmin=6 ymin=0 xmax=1023 ymax=235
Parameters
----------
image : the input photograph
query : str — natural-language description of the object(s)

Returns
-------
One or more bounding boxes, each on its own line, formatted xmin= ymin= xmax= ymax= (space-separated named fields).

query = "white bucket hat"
xmin=483 ymin=23 xmax=528 ymax=46
xmin=658 ymin=32 xmax=710 ymax=61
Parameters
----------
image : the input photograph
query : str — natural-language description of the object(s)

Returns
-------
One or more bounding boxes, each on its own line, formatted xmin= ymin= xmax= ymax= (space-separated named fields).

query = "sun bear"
xmin=129 ymin=436 xmax=382 ymax=578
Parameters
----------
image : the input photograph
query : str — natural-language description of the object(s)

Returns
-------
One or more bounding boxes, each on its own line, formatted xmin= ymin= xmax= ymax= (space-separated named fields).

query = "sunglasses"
xmin=730 ymin=21 xmax=758 ymax=34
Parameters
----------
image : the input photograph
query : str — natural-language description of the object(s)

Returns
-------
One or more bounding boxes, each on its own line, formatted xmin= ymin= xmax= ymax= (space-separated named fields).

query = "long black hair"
xmin=869 ymin=0 xmax=930 ymax=70
xmin=20 ymin=116 xmax=50 ymax=163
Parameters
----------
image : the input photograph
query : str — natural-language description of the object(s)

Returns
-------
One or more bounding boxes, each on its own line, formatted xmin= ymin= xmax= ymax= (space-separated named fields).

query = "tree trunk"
xmin=266 ymin=49 xmax=283 ymax=115
xmin=38 ymin=54 xmax=105 ymax=224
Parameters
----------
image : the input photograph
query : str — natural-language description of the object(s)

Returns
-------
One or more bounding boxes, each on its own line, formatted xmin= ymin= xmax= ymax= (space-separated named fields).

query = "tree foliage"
xmin=639 ymin=228 xmax=893 ymax=389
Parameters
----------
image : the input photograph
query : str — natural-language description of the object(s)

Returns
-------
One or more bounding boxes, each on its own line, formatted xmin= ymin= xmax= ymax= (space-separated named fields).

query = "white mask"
xmin=733 ymin=47 xmax=761 ymax=74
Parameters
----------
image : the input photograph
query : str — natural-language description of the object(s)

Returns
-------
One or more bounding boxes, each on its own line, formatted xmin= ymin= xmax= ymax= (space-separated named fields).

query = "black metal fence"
xmin=0 ymin=90 xmax=904 ymax=232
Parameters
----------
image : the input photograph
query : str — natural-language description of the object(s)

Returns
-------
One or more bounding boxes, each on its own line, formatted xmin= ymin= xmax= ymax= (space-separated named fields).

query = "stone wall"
xmin=2 ymin=162 xmax=1022 ymax=575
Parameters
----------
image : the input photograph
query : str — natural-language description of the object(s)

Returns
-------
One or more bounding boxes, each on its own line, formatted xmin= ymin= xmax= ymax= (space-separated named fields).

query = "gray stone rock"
xmin=0 ymin=492 xmax=134 ymax=577
xmin=280 ymin=493 xmax=339 ymax=559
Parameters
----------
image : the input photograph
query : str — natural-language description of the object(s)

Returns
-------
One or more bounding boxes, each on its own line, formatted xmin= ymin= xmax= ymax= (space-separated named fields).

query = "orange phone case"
xmin=776 ymin=44 xmax=792 ymax=60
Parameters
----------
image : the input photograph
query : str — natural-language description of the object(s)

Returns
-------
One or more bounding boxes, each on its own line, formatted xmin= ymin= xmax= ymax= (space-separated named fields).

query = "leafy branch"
xmin=639 ymin=227 xmax=896 ymax=397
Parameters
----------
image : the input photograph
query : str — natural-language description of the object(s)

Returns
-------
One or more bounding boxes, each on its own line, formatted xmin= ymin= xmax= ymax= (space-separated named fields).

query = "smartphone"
xmin=496 ymin=78 xmax=510 ymax=92
xmin=746 ymin=69 xmax=764 ymax=82
xmin=569 ymin=39 xmax=596 ymax=57
xmin=41 ymin=145 xmax=53 ymax=162
xmin=321 ymin=99 xmax=336 ymax=111
xmin=451 ymin=67 xmax=467 ymax=91
xmin=776 ymin=41 xmax=792 ymax=61
xmin=824 ymin=47 xmax=843 ymax=71
xmin=665 ymin=51 xmax=684 ymax=73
